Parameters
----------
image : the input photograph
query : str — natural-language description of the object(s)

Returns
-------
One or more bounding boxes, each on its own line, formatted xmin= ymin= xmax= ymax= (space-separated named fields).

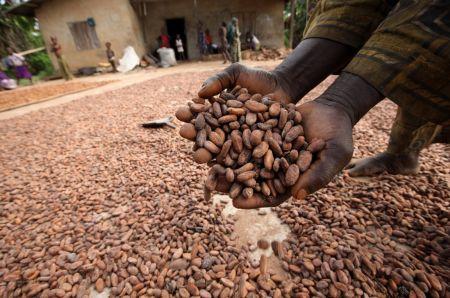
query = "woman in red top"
xmin=159 ymin=29 xmax=170 ymax=48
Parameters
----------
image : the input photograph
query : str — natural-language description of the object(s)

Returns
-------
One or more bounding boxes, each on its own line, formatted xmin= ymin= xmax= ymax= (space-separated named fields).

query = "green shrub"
xmin=27 ymin=51 xmax=54 ymax=78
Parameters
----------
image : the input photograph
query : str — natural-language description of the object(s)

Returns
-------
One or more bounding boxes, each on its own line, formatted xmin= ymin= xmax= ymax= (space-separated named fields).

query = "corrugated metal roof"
xmin=7 ymin=0 xmax=47 ymax=16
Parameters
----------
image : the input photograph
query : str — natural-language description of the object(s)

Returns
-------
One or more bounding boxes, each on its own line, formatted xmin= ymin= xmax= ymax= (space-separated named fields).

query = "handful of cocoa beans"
xmin=176 ymin=86 xmax=325 ymax=201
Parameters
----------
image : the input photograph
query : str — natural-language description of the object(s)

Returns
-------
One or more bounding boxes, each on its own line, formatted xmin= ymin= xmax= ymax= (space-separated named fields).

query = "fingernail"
xmin=295 ymin=189 xmax=308 ymax=200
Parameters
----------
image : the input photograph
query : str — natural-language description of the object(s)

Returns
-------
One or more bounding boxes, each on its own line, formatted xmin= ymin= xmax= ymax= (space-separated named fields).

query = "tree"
xmin=0 ymin=2 xmax=53 ymax=77
xmin=284 ymin=0 xmax=308 ymax=49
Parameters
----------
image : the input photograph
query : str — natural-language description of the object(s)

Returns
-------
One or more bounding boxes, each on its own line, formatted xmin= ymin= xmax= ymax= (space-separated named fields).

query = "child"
xmin=6 ymin=47 xmax=33 ymax=84
xmin=105 ymin=42 xmax=118 ymax=72
xmin=175 ymin=34 xmax=185 ymax=61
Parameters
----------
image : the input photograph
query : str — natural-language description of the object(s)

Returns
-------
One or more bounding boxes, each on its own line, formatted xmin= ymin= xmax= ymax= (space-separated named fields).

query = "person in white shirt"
xmin=175 ymin=34 xmax=185 ymax=61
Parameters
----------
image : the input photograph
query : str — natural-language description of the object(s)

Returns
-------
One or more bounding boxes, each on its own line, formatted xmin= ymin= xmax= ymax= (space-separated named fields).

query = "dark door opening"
xmin=166 ymin=18 xmax=187 ymax=60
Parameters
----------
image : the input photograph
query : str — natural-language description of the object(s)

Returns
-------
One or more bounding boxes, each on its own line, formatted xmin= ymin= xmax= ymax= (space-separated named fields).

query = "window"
xmin=68 ymin=21 xmax=100 ymax=51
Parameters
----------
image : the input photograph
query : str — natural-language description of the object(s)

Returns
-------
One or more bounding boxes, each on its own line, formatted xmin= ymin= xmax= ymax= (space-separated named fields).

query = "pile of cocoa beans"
xmin=176 ymin=86 xmax=324 ymax=200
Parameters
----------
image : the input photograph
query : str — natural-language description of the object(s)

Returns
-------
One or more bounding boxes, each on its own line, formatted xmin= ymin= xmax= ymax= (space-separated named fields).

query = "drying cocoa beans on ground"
xmin=176 ymin=86 xmax=325 ymax=201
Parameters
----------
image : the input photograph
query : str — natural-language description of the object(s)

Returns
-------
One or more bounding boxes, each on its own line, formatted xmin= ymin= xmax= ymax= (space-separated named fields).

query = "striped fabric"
xmin=304 ymin=0 xmax=450 ymax=124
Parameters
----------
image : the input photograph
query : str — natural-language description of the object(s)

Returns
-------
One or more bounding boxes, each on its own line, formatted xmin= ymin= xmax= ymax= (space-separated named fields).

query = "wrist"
xmin=315 ymin=72 xmax=383 ymax=126
xmin=270 ymin=69 xmax=298 ymax=102
xmin=272 ymin=38 xmax=355 ymax=103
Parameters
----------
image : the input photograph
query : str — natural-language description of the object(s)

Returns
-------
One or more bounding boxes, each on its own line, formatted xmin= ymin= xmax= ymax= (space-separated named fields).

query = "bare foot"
xmin=345 ymin=152 xmax=419 ymax=177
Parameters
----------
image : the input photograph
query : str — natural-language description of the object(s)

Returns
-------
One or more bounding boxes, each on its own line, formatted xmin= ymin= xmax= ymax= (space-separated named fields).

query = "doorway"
xmin=166 ymin=18 xmax=187 ymax=60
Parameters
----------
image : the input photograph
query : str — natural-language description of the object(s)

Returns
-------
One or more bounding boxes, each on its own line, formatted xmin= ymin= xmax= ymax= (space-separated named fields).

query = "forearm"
xmin=316 ymin=72 xmax=384 ymax=126
xmin=272 ymin=38 xmax=356 ymax=102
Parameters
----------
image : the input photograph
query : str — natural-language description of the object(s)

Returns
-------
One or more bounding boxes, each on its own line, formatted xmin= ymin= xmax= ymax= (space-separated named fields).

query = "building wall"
xmin=134 ymin=0 xmax=284 ymax=60
xmin=37 ymin=0 xmax=146 ymax=71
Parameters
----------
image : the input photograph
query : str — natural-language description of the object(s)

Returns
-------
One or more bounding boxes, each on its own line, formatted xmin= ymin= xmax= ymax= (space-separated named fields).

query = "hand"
xmin=225 ymin=100 xmax=354 ymax=209
xmin=198 ymin=63 xmax=292 ymax=103
xmin=290 ymin=101 xmax=353 ymax=200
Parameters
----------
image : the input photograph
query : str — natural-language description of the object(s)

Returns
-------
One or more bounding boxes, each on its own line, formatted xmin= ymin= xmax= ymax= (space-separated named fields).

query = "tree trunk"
xmin=289 ymin=0 xmax=296 ymax=49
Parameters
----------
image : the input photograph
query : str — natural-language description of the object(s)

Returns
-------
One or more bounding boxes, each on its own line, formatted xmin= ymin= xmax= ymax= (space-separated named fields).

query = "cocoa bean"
xmin=212 ymin=102 xmax=222 ymax=118
xmin=242 ymin=188 xmax=254 ymax=199
xmin=176 ymin=106 xmax=194 ymax=122
xmin=193 ymin=148 xmax=212 ymax=164
xmin=218 ymin=114 xmax=238 ymax=124
xmin=285 ymin=164 xmax=300 ymax=186
xmin=246 ymin=112 xmax=257 ymax=125
xmin=217 ymin=140 xmax=232 ymax=163
xmin=242 ymin=129 xmax=252 ymax=149
xmin=252 ymin=141 xmax=269 ymax=159
xmin=229 ymin=183 xmax=243 ymax=198
xmin=237 ymin=171 xmax=257 ymax=182
xmin=228 ymin=108 xmax=246 ymax=116
xmin=237 ymin=148 xmax=252 ymax=165
xmin=225 ymin=168 xmax=235 ymax=183
xmin=209 ymin=131 xmax=224 ymax=146
xmin=226 ymin=100 xmax=244 ymax=108
xmin=245 ymin=100 xmax=268 ymax=113
xmin=220 ymin=92 xmax=235 ymax=100
xmin=284 ymin=125 xmax=303 ymax=142
xmin=231 ymin=131 xmax=243 ymax=153
xmin=204 ymin=141 xmax=221 ymax=154
xmin=297 ymin=150 xmax=312 ymax=172
xmin=269 ymin=102 xmax=281 ymax=117
xmin=264 ymin=150 xmax=274 ymax=170
xmin=278 ymin=108 xmax=288 ymax=129
xmin=195 ymin=113 xmax=206 ymax=130
xmin=267 ymin=137 xmax=283 ymax=156
xmin=179 ymin=123 xmax=197 ymax=141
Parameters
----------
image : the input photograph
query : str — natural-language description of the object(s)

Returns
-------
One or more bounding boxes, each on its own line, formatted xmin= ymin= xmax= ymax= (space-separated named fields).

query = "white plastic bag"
xmin=157 ymin=48 xmax=177 ymax=68
xmin=117 ymin=46 xmax=140 ymax=73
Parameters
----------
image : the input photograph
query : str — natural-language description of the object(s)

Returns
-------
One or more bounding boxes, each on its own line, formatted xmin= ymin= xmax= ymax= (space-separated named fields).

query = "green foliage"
xmin=284 ymin=0 xmax=308 ymax=48
xmin=27 ymin=51 xmax=54 ymax=77
xmin=0 ymin=3 xmax=54 ymax=79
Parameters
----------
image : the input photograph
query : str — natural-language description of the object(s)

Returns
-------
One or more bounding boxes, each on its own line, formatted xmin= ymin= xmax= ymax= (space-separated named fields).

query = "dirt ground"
xmin=0 ymin=81 xmax=112 ymax=112
xmin=0 ymin=69 xmax=448 ymax=297
xmin=0 ymin=61 xmax=280 ymax=120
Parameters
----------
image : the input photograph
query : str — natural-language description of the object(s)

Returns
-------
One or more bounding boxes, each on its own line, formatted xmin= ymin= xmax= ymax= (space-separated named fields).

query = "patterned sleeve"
xmin=303 ymin=0 xmax=395 ymax=49
xmin=343 ymin=0 xmax=450 ymax=123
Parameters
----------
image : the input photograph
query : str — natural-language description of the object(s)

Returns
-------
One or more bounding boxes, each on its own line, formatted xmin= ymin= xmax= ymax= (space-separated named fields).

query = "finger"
xmin=345 ymin=160 xmax=383 ymax=177
xmin=292 ymin=141 xmax=352 ymax=200
xmin=215 ymin=175 xmax=232 ymax=193
xmin=346 ymin=165 xmax=369 ymax=177
xmin=344 ymin=158 xmax=358 ymax=170
xmin=232 ymin=195 xmax=271 ymax=209
xmin=198 ymin=64 xmax=240 ymax=98
xmin=232 ymin=193 xmax=289 ymax=209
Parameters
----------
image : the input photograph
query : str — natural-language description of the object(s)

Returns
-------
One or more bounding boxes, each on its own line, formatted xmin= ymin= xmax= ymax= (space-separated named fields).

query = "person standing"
xmin=218 ymin=22 xmax=231 ymax=64
xmin=6 ymin=47 xmax=33 ymax=84
xmin=230 ymin=17 xmax=241 ymax=63
xmin=159 ymin=28 xmax=170 ymax=48
xmin=105 ymin=42 xmax=118 ymax=73
xmin=197 ymin=21 xmax=208 ymax=58
xmin=175 ymin=34 xmax=185 ymax=61
xmin=50 ymin=37 xmax=74 ymax=81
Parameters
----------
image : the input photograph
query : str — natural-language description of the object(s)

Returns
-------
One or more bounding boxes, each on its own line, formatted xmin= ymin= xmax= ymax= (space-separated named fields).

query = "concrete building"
xmin=9 ymin=0 xmax=284 ymax=71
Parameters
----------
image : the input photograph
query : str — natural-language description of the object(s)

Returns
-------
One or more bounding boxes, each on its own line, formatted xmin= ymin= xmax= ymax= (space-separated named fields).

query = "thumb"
xmin=198 ymin=64 xmax=241 ymax=98
xmin=291 ymin=141 xmax=352 ymax=200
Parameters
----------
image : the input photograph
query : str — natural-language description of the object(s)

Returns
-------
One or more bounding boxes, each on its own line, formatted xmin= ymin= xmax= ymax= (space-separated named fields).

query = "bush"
xmin=27 ymin=51 xmax=54 ymax=78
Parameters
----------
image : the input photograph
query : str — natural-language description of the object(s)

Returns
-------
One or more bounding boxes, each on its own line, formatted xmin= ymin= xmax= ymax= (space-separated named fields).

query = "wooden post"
xmin=289 ymin=0 xmax=296 ymax=49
